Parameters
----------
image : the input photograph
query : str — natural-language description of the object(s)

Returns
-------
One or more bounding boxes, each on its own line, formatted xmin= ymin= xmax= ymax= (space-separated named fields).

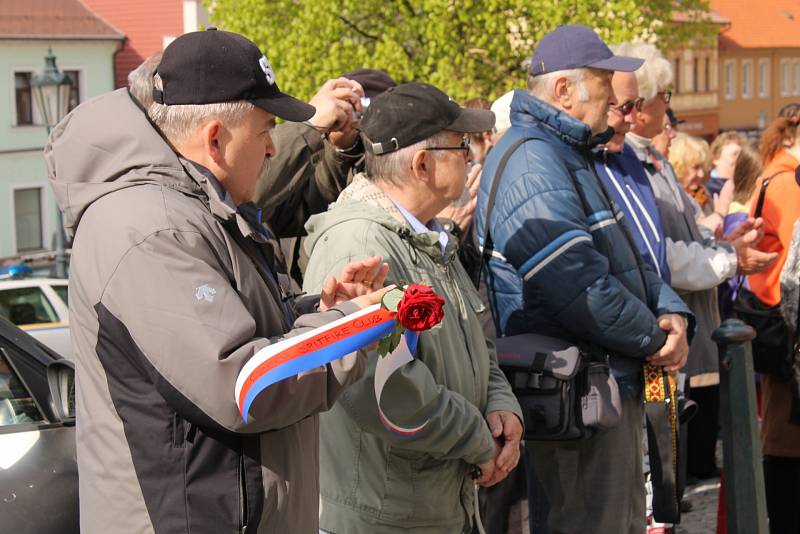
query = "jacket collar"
xmin=509 ymin=89 xmax=612 ymax=148
xmin=336 ymin=174 xmax=457 ymax=260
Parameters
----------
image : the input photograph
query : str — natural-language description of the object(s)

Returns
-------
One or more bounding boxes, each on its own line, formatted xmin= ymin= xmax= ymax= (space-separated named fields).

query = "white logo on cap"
xmin=259 ymin=56 xmax=276 ymax=85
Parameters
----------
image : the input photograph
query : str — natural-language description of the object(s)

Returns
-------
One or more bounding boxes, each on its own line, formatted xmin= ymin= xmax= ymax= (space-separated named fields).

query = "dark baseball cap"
xmin=343 ymin=69 xmax=396 ymax=98
xmin=361 ymin=83 xmax=495 ymax=155
xmin=529 ymin=24 xmax=643 ymax=77
xmin=153 ymin=28 xmax=314 ymax=122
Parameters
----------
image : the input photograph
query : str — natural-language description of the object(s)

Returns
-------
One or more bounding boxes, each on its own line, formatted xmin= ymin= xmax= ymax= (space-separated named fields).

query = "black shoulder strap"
xmin=480 ymin=136 xmax=536 ymax=269
xmin=755 ymin=171 xmax=792 ymax=218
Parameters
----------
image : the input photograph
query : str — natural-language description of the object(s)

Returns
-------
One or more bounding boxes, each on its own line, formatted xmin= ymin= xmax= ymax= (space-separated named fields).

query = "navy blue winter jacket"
xmin=475 ymin=90 xmax=691 ymax=396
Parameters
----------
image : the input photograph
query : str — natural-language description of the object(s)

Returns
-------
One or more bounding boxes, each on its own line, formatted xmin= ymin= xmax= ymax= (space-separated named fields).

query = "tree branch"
xmin=338 ymin=15 xmax=379 ymax=41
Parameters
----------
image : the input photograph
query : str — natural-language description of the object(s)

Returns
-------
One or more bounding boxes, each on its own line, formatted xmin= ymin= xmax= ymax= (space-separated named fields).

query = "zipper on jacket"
xmin=445 ymin=261 xmax=468 ymax=320
xmin=238 ymin=454 xmax=248 ymax=533
xmin=601 ymin=164 xmax=662 ymax=278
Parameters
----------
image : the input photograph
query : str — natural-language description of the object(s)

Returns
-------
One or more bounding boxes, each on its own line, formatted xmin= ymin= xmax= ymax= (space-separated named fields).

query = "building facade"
xmin=711 ymin=0 xmax=800 ymax=133
xmin=0 ymin=0 xmax=122 ymax=266
xmin=81 ymin=0 xmax=208 ymax=88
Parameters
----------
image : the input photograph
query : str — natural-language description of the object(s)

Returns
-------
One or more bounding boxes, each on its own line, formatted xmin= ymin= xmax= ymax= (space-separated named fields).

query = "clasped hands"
xmin=475 ymin=410 xmax=523 ymax=487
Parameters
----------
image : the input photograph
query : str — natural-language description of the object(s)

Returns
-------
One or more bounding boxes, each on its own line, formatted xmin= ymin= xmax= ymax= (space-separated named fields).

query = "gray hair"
xmin=148 ymin=73 xmax=255 ymax=145
xmin=527 ymin=68 xmax=590 ymax=104
xmin=610 ymin=42 xmax=672 ymax=100
xmin=364 ymin=131 xmax=451 ymax=186
xmin=127 ymin=53 xmax=162 ymax=109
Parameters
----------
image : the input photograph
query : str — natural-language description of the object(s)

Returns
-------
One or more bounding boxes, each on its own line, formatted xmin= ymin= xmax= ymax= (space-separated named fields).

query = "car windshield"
xmin=0 ymin=287 xmax=59 ymax=326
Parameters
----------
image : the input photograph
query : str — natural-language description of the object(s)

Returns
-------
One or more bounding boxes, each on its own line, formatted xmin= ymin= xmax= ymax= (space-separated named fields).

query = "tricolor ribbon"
xmin=234 ymin=304 xmax=429 ymax=436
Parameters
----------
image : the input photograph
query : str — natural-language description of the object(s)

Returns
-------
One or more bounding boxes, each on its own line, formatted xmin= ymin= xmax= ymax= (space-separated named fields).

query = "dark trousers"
xmin=763 ymin=455 xmax=800 ymax=534
xmin=687 ymin=384 xmax=720 ymax=478
xmin=528 ymin=397 xmax=645 ymax=534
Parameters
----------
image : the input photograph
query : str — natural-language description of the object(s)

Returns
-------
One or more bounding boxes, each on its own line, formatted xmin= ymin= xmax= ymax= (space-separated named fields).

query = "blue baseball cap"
xmin=529 ymin=25 xmax=643 ymax=77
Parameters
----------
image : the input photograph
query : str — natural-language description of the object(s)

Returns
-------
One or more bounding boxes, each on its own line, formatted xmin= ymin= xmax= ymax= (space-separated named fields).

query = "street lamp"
xmin=31 ymin=48 xmax=72 ymax=279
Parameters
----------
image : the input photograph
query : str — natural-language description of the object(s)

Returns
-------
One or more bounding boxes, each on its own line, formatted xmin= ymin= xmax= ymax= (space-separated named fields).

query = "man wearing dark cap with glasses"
xmin=475 ymin=25 xmax=692 ymax=533
xmin=303 ymin=82 xmax=522 ymax=534
xmin=46 ymin=28 xmax=393 ymax=534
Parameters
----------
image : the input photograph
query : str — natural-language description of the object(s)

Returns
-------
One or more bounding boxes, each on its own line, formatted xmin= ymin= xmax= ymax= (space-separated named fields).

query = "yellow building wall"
xmin=718 ymin=48 xmax=800 ymax=130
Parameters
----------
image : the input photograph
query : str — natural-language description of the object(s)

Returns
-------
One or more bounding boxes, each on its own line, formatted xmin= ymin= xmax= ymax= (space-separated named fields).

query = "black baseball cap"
xmin=529 ymin=24 xmax=643 ymax=77
xmin=153 ymin=28 xmax=314 ymax=122
xmin=361 ymin=83 xmax=495 ymax=155
xmin=343 ymin=69 xmax=396 ymax=98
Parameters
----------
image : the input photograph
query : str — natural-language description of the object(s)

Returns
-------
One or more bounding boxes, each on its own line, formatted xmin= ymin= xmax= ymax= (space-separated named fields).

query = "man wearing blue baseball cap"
xmin=475 ymin=24 xmax=692 ymax=533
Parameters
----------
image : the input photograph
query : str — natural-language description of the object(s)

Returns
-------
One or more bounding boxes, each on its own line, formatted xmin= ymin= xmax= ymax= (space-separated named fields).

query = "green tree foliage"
xmin=206 ymin=0 xmax=712 ymax=102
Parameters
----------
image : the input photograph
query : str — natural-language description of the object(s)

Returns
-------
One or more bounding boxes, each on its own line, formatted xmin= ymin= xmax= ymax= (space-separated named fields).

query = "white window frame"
xmin=742 ymin=59 xmax=753 ymax=99
xmin=793 ymin=60 xmax=800 ymax=96
xmin=10 ymin=67 xmax=43 ymax=127
xmin=724 ymin=60 xmax=736 ymax=100
xmin=758 ymin=58 xmax=770 ymax=98
xmin=782 ymin=60 xmax=791 ymax=96
xmin=59 ymin=66 xmax=86 ymax=111
xmin=10 ymin=185 xmax=45 ymax=254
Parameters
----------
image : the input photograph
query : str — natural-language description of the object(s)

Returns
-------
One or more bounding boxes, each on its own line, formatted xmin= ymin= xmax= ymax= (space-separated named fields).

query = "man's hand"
xmin=319 ymin=256 xmax=391 ymax=311
xmin=646 ymin=314 xmax=689 ymax=372
xmin=486 ymin=410 xmax=523 ymax=475
xmin=475 ymin=440 xmax=502 ymax=487
xmin=307 ymin=78 xmax=364 ymax=142
xmin=729 ymin=218 xmax=778 ymax=274
xmin=436 ymin=163 xmax=482 ymax=233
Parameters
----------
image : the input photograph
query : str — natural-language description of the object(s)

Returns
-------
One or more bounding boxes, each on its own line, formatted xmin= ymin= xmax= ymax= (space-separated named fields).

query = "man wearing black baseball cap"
xmin=476 ymin=24 xmax=692 ymax=533
xmin=46 ymin=28 xmax=395 ymax=534
xmin=302 ymin=83 xmax=523 ymax=534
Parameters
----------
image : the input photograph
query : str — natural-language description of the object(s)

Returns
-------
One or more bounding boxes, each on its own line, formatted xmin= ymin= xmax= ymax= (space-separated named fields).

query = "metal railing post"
xmin=712 ymin=318 xmax=769 ymax=533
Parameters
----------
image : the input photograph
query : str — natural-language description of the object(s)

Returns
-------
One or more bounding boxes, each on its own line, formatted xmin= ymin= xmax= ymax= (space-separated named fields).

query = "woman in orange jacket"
xmin=748 ymin=116 xmax=800 ymax=534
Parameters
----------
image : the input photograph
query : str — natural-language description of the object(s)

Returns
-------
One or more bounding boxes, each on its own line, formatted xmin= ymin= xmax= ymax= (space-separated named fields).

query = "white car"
xmin=0 ymin=278 xmax=71 ymax=359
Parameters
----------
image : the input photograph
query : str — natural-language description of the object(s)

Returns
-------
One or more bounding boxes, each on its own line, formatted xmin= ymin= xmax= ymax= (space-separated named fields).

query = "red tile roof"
xmin=0 ymin=0 xmax=124 ymax=39
xmin=711 ymin=0 xmax=800 ymax=48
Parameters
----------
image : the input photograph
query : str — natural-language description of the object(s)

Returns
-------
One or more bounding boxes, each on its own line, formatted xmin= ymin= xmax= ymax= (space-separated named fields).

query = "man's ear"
xmin=410 ymin=149 xmax=431 ymax=183
xmin=201 ymin=119 xmax=224 ymax=164
xmin=553 ymin=76 xmax=572 ymax=110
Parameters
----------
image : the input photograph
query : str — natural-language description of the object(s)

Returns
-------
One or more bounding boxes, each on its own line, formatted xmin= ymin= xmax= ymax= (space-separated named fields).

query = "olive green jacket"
xmin=303 ymin=175 xmax=522 ymax=534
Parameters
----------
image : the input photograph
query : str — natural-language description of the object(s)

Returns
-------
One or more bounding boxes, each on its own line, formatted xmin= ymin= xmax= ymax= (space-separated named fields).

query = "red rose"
xmin=396 ymin=284 xmax=445 ymax=331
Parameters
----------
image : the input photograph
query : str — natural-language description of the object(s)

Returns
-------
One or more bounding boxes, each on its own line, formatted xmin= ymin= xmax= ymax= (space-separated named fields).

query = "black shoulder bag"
xmin=481 ymin=137 xmax=621 ymax=441
xmin=733 ymin=173 xmax=795 ymax=379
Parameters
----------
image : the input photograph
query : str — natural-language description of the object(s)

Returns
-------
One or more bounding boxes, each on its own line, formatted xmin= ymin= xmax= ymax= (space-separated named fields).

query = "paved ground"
xmin=674 ymin=477 xmax=721 ymax=534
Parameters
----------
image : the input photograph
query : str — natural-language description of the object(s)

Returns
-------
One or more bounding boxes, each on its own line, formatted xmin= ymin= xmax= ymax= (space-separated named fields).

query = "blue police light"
xmin=0 ymin=264 xmax=33 ymax=279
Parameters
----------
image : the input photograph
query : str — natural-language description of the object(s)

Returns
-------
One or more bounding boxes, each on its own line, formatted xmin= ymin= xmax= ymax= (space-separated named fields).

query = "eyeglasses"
xmin=656 ymin=91 xmax=672 ymax=104
xmin=610 ymin=97 xmax=645 ymax=116
xmin=426 ymin=135 xmax=471 ymax=153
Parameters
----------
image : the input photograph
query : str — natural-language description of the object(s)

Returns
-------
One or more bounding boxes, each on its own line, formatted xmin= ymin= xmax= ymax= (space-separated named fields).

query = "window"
xmin=794 ymin=61 xmax=800 ymax=96
xmin=759 ymin=59 xmax=770 ymax=98
xmin=742 ymin=60 xmax=753 ymax=98
xmin=14 ymin=72 xmax=33 ymax=125
xmin=705 ymin=57 xmax=710 ymax=92
xmin=674 ymin=58 xmax=681 ymax=94
xmin=64 ymin=70 xmax=81 ymax=112
xmin=782 ymin=61 xmax=790 ymax=96
xmin=0 ymin=287 xmax=59 ymax=326
xmin=692 ymin=58 xmax=699 ymax=93
xmin=724 ymin=60 xmax=736 ymax=100
xmin=13 ymin=188 xmax=43 ymax=252
xmin=0 ymin=348 xmax=45 ymax=426
xmin=52 ymin=285 xmax=68 ymax=307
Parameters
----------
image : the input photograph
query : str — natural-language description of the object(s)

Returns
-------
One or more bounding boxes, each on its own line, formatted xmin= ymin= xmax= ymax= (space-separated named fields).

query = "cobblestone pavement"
xmin=674 ymin=477 xmax=721 ymax=534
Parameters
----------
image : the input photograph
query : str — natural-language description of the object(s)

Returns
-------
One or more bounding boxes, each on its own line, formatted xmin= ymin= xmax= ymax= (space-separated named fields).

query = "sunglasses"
xmin=610 ymin=97 xmax=645 ymax=115
xmin=426 ymin=135 xmax=471 ymax=153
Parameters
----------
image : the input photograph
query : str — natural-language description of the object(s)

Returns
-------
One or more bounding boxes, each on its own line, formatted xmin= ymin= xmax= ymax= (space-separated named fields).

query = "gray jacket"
xmin=45 ymin=89 xmax=366 ymax=534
